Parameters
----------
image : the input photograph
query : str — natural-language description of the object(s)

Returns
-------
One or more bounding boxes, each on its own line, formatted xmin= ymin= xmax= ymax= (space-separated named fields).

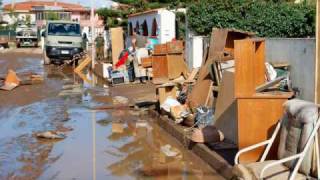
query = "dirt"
xmin=0 ymin=48 xmax=224 ymax=180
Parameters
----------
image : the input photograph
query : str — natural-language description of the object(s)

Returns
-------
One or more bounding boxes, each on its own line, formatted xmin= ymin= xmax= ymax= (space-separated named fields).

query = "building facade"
xmin=2 ymin=0 xmax=103 ymax=30
xmin=128 ymin=9 xmax=176 ymax=44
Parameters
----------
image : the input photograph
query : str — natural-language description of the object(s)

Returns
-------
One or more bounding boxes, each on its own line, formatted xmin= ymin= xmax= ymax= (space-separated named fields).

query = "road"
xmin=0 ymin=48 xmax=224 ymax=180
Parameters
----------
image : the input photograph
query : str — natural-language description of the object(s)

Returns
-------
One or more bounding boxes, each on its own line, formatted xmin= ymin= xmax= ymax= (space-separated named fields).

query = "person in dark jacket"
xmin=95 ymin=33 xmax=105 ymax=61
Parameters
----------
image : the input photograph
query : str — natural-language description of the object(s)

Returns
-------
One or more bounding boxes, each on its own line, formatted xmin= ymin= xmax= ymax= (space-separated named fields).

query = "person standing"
xmin=95 ymin=33 xmax=105 ymax=61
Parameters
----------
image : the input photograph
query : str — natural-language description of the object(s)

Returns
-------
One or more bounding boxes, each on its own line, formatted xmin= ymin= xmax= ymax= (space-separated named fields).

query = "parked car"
xmin=42 ymin=20 xmax=85 ymax=65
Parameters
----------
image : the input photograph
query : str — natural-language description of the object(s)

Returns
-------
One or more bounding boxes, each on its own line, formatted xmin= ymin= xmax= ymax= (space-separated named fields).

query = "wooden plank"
xmin=74 ymin=57 xmax=92 ymax=73
xmin=166 ymin=40 xmax=184 ymax=54
xmin=207 ymin=28 xmax=229 ymax=63
xmin=187 ymin=68 xmax=199 ymax=82
xmin=141 ymin=57 xmax=153 ymax=68
xmin=253 ymin=40 xmax=266 ymax=88
xmin=153 ymin=44 xmax=167 ymax=55
xmin=167 ymin=54 xmax=187 ymax=79
xmin=234 ymin=40 xmax=255 ymax=97
xmin=234 ymin=39 xmax=266 ymax=97
xmin=110 ymin=27 xmax=124 ymax=65
xmin=237 ymin=98 xmax=286 ymax=163
xmin=213 ymin=71 xmax=237 ymax=144
xmin=152 ymin=55 xmax=168 ymax=82
xmin=255 ymin=75 xmax=286 ymax=93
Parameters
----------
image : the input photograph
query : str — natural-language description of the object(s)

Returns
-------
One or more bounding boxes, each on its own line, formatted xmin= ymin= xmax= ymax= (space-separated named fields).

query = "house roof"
xmin=128 ymin=8 xmax=168 ymax=18
xmin=3 ymin=1 xmax=87 ymax=12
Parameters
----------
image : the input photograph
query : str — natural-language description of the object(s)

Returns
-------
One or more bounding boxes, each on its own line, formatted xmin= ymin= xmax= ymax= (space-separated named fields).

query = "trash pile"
xmin=152 ymin=28 xmax=295 ymax=158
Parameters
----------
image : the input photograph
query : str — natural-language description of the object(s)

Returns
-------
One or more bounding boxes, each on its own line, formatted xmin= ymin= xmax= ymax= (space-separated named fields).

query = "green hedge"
xmin=187 ymin=0 xmax=316 ymax=38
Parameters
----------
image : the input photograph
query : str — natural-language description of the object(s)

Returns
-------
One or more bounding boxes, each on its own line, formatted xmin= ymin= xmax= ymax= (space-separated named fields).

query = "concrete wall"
xmin=265 ymin=38 xmax=316 ymax=101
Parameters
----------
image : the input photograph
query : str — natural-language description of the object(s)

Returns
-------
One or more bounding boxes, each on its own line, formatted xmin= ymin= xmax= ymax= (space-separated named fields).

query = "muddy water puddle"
xmin=0 ymin=62 xmax=222 ymax=179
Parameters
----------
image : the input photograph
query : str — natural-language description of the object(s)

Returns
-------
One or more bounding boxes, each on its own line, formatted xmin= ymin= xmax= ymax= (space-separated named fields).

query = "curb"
xmin=149 ymin=109 xmax=233 ymax=179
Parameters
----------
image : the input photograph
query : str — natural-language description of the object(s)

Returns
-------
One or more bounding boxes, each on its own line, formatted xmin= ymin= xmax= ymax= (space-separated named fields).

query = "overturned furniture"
xmin=233 ymin=99 xmax=320 ymax=180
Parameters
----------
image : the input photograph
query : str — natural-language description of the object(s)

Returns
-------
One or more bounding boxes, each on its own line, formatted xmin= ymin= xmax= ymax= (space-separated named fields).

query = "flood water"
xmin=0 ymin=52 xmax=224 ymax=180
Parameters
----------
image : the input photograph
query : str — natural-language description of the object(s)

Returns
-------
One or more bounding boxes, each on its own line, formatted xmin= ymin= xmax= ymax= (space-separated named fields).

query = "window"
xmin=48 ymin=23 xmax=81 ymax=36
xmin=142 ymin=20 xmax=148 ymax=36
xmin=152 ymin=18 xmax=158 ymax=37
xmin=135 ymin=21 xmax=140 ymax=35
xmin=129 ymin=22 xmax=133 ymax=36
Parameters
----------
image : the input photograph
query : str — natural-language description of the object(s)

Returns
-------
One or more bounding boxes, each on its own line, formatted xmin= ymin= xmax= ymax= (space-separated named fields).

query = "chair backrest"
xmin=278 ymin=99 xmax=319 ymax=176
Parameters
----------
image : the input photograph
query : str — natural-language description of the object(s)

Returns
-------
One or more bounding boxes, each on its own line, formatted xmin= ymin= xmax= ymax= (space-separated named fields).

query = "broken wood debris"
xmin=35 ymin=131 xmax=66 ymax=140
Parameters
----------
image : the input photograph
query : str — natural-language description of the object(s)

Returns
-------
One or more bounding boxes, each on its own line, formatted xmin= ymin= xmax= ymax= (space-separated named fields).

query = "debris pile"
xmin=0 ymin=69 xmax=44 ymax=91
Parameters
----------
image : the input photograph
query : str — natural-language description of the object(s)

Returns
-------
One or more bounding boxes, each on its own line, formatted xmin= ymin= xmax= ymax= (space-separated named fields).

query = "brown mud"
xmin=0 ymin=49 xmax=224 ymax=180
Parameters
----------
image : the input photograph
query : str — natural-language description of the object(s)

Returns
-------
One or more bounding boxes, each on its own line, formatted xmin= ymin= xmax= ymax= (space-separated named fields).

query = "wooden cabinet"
xmin=152 ymin=54 xmax=188 ymax=84
xmin=233 ymin=39 xmax=293 ymax=162
xmin=237 ymin=94 xmax=292 ymax=163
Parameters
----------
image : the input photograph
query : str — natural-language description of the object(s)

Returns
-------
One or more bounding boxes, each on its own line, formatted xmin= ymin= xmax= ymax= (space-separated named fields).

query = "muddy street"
xmin=0 ymin=49 xmax=224 ymax=180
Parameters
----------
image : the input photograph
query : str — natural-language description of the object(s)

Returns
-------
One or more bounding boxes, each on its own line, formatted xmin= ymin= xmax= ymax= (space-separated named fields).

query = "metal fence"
xmin=0 ymin=30 xmax=16 ymax=41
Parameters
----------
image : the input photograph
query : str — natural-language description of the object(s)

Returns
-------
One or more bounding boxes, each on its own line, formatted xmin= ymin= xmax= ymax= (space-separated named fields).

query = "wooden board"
xmin=153 ymin=44 xmax=167 ymax=55
xmin=167 ymin=40 xmax=184 ymax=54
xmin=234 ymin=39 xmax=266 ymax=97
xmin=213 ymin=71 xmax=237 ymax=145
xmin=167 ymin=54 xmax=187 ymax=79
xmin=141 ymin=57 xmax=153 ymax=68
xmin=152 ymin=55 xmax=168 ymax=82
xmin=110 ymin=27 xmax=124 ymax=65
xmin=207 ymin=28 xmax=229 ymax=62
xmin=188 ymin=29 xmax=253 ymax=109
xmin=237 ymin=98 xmax=287 ymax=163
xmin=74 ymin=56 xmax=92 ymax=73
xmin=157 ymin=86 xmax=177 ymax=105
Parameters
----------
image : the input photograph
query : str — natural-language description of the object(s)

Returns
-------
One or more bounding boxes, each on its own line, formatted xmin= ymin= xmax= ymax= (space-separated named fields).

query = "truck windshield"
xmin=48 ymin=23 xmax=81 ymax=36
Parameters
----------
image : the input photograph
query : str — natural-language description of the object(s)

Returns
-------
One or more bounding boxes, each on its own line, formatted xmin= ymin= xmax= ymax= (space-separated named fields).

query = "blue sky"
xmin=2 ymin=0 xmax=113 ymax=8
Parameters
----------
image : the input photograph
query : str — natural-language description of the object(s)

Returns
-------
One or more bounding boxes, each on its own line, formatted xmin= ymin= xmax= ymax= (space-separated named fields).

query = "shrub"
xmin=187 ymin=0 xmax=315 ymax=38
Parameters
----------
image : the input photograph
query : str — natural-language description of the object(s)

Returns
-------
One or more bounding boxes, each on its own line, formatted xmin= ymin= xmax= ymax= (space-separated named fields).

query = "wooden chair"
xmin=233 ymin=99 xmax=320 ymax=180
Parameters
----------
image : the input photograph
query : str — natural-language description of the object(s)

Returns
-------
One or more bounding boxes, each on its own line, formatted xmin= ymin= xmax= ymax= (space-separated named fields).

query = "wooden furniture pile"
xmin=152 ymin=28 xmax=295 ymax=164
xmin=214 ymin=38 xmax=293 ymax=163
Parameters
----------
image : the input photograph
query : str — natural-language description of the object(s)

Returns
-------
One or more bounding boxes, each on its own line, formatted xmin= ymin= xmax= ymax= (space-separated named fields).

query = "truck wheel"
xmin=43 ymin=51 xmax=51 ymax=65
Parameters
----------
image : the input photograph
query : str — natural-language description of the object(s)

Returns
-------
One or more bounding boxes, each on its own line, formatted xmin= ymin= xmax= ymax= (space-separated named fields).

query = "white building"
xmin=128 ymin=8 xmax=176 ymax=44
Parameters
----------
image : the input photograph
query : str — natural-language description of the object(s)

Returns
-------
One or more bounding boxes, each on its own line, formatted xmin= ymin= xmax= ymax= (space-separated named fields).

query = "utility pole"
xmin=91 ymin=0 xmax=96 ymax=69
xmin=316 ymin=0 xmax=319 ymax=103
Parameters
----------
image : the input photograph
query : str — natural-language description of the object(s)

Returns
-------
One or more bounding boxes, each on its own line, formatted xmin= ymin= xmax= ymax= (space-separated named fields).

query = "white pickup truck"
xmin=16 ymin=24 xmax=38 ymax=48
